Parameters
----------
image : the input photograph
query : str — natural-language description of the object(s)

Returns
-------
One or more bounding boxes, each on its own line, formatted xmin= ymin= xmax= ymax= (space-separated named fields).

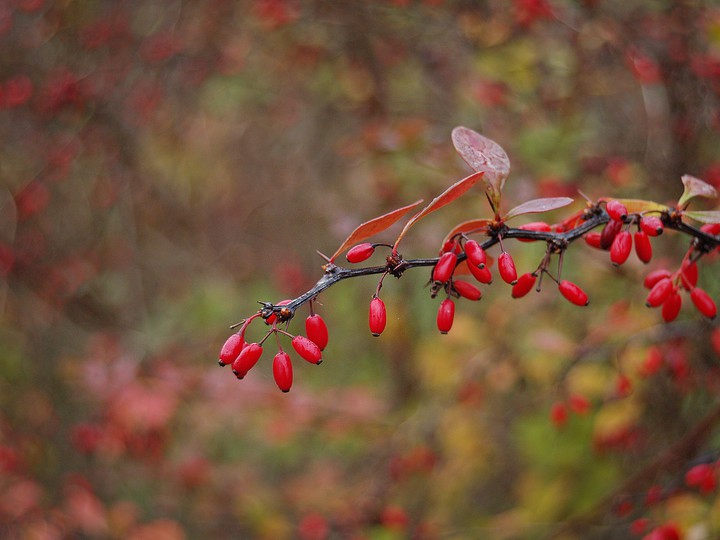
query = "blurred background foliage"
xmin=1 ymin=0 xmax=720 ymax=538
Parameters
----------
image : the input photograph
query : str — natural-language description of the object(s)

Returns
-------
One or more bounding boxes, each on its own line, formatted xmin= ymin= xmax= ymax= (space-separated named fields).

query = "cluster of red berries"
xmin=584 ymin=200 xmax=665 ymax=265
xmin=218 ymin=308 xmax=328 ymax=392
xmin=350 ymin=236 xmax=591 ymax=338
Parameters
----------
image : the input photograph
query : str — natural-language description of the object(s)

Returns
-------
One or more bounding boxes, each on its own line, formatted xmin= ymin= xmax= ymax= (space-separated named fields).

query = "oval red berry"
xmin=305 ymin=314 xmax=329 ymax=351
xmin=346 ymin=243 xmax=375 ymax=263
xmin=600 ymin=219 xmax=622 ymax=250
xmin=273 ymin=351 xmax=293 ymax=392
xmin=232 ymin=343 xmax=263 ymax=379
xmin=498 ymin=252 xmax=517 ymax=285
xmin=468 ymin=262 xmax=492 ymax=284
xmin=558 ymin=280 xmax=589 ymax=306
xmin=453 ymin=279 xmax=482 ymax=301
xmin=661 ymin=292 xmax=682 ymax=322
xmin=584 ymin=232 xmax=602 ymax=249
xmin=512 ymin=273 xmax=536 ymax=299
xmin=633 ymin=230 xmax=652 ymax=263
xmin=646 ymin=278 xmax=674 ymax=307
xmin=644 ymin=269 xmax=672 ymax=289
xmin=640 ymin=216 xmax=664 ymax=236
xmin=464 ymin=240 xmax=486 ymax=268
xmin=690 ymin=287 xmax=717 ymax=319
xmin=219 ymin=333 xmax=245 ymax=366
xmin=606 ymin=200 xmax=628 ymax=222
xmin=291 ymin=335 xmax=322 ymax=364
xmin=610 ymin=231 xmax=632 ymax=266
xmin=436 ymin=298 xmax=455 ymax=334
xmin=433 ymin=252 xmax=457 ymax=284
xmin=369 ymin=297 xmax=387 ymax=337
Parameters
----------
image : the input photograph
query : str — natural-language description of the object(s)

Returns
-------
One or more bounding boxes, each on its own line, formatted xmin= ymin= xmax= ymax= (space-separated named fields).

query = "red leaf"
xmin=503 ymin=197 xmax=574 ymax=221
xmin=329 ymin=200 xmax=423 ymax=262
xmin=393 ymin=171 xmax=484 ymax=253
xmin=451 ymin=127 xmax=510 ymax=211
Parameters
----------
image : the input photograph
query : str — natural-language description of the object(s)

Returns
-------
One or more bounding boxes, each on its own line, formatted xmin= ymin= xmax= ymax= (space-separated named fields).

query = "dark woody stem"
xmin=256 ymin=210 xmax=719 ymax=323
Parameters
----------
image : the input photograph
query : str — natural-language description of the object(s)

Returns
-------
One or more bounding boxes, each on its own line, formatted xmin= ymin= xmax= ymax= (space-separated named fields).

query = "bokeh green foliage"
xmin=1 ymin=1 xmax=720 ymax=539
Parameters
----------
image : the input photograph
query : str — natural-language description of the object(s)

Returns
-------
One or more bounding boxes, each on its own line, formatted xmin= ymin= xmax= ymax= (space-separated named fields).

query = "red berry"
xmin=606 ymin=199 xmax=628 ymax=221
xmin=584 ymin=232 xmax=602 ymax=249
xmin=218 ymin=333 xmax=245 ymax=366
xmin=685 ymin=463 xmax=717 ymax=494
xmin=468 ymin=262 xmax=492 ymax=284
xmin=558 ymin=280 xmax=589 ymax=306
xmin=517 ymin=221 xmax=551 ymax=242
xmin=432 ymin=252 xmax=457 ymax=283
xmin=464 ymin=239 xmax=486 ymax=268
xmin=232 ymin=343 xmax=263 ymax=379
xmin=639 ymin=346 xmax=663 ymax=377
xmin=600 ymin=218 xmax=623 ymax=249
xmin=569 ymin=394 xmax=591 ymax=415
xmin=633 ymin=230 xmax=652 ymax=263
xmin=440 ymin=240 xmax=462 ymax=255
xmin=680 ymin=260 xmax=698 ymax=291
xmin=661 ymin=292 xmax=682 ymax=322
xmin=646 ymin=278 xmax=674 ymax=308
xmin=644 ymin=269 xmax=672 ymax=289
xmin=272 ymin=351 xmax=293 ymax=392
xmin=453 ymin=279 xmax=482 ymax=301
xmin=690 ymin=287 xmax=717 ymax=319
xmin=550 ymin=402 xmax=568 ymax=428
xmin=615 ymin=374 xmax=632 ymax=397
xmin=436 ymin=298 xmax=455 ymax=334
xmin=346 ymin=243 xmax=375 ymax=263
xmin=512 ymin=273 xmax=536 ymax=298
xmin=305 ymin=314 xmax=329 ymax=350
xmin=369 ymin=297 xmax=387 ymax=337
xmin=640 ymin=215 xmax=664 ymax=236
xmin=291 ymin=335 xmax=322 ymax=364
xmin=610 ymin=230 xmax=632 ymax=266
xmin=700 ymin=223 xmax=720 ymax=236
xmin=497 ymin=251 xmax=517 ymax=285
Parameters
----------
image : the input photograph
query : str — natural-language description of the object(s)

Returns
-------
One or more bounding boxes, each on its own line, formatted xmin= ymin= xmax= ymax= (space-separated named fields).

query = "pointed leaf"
xmin=442 ymin=218 xmax=493 ymax=245
xmin=393 ymin=171 xmax=484 ymax=253
xmin=683 ymin=210 xmax=720 ymax=224
xmin=678 ymin=174 xmax=718 ymax=208
xmin=504 ymin=197 xmax=574 ymax=221
xmin=611 ymin=198 xmax=670 ymax=215
xmin=329 ymin=199 xmax=423 ymax=262
xmin=451 ymin=127 xmax=510 ymax=212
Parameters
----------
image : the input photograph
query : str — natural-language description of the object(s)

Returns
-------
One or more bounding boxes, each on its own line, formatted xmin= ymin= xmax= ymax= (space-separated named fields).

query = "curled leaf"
xmin=683 ymin=210 xmax=720 ymax=224
xmin=451 ymin=127 xmax=510 ymax=212
xmin=678 ymin=174 xmax=718 ymax=208
xmin=503 ymin=197 xmax=574 ymax=221
xmin=329 ymin=199 xmax=423 ymax=262
xmin=393 ymin=171 xmax=484 ymax=253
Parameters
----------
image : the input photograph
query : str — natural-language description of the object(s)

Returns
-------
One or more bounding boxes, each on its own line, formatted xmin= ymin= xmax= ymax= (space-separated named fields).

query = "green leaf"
xmin=451 ymin=127 xmax=510 ymax=213
xmin=611 ymin=198 xmax=670 ymax=215
xmin=677 ymin=174 xmax=718 ymax=208
xmin=393 ymin=171 xmax=484 ymax=253
xmin=329 ymin=200 xmax=424 ymax=262
xmin=683 ymin=210 xmax=720 ymax=224
xmin=503 ymin=197 xmax=574 ymax=221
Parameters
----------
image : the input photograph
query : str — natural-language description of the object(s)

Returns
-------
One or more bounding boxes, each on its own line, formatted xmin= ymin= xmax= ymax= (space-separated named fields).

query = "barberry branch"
xmin=219 ymin=128 xmax=720 ymax=395
xmin=258 ymin=208 xmax=717 ymax=323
